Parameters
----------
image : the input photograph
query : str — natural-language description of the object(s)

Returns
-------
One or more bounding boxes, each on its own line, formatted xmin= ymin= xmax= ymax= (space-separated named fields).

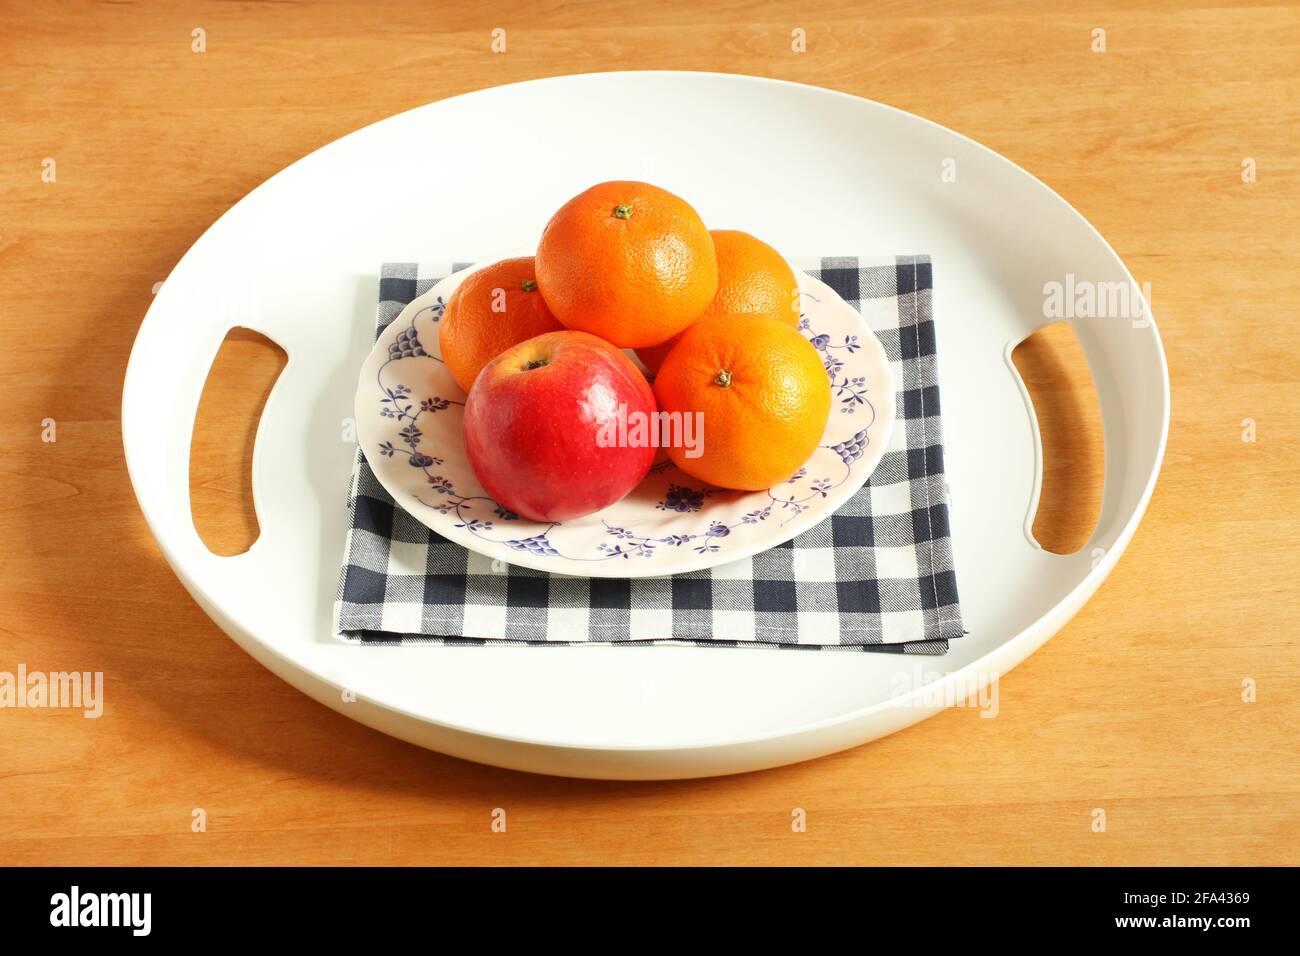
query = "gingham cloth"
xmin=336 ymin=256 xmax=963 ymax=654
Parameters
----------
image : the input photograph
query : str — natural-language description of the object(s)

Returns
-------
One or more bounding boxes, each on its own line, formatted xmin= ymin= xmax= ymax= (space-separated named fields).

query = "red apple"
xmin=462 ymin=330 xmax=657 ymax=522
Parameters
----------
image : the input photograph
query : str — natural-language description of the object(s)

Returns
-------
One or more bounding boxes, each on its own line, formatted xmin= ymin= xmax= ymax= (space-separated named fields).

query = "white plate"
xmin=355 ymin=259 xmax=895 ymax=577
xmin=122 ymin=72 xmax=1168 ymax=779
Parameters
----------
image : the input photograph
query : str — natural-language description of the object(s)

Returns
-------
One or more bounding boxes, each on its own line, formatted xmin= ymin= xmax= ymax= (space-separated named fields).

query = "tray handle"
xmin=1007 ymin=292 xmax=1169 ymax=574
xmin=123 ymin=275 xmax=300 ymax=630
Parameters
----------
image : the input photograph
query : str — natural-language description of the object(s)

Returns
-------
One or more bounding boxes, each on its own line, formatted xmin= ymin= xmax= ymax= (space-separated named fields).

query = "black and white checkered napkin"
xmin=336 ymin=256 xmax=963 ymax=654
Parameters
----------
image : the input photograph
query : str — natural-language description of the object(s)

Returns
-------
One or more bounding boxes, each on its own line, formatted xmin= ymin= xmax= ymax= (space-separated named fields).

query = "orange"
xmin=637 ymin=229 xmax=800 ymax=374
xmin=535 ymin=181 xmax=718 ymax=349
xmin=438 ymin=256 xmax=564 ymax=393
xmin=653 ymin=313 xmax=831 ymax=491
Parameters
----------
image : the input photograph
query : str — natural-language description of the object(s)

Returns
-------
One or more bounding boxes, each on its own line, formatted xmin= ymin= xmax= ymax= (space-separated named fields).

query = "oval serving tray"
xmin=355 ymin=259 xmax=895 ymax=577
xmin=123 ymin=72 xmax=1168 ymax=779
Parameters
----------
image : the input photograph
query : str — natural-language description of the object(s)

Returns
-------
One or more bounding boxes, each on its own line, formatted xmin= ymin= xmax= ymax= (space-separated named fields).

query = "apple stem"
xmin=713 ymin=369 xmax=733 ymax=388
xmin=613 ymin=204 xmax=634 ymax=220
xmin=523 ymin=359 xmax=549 ymax=371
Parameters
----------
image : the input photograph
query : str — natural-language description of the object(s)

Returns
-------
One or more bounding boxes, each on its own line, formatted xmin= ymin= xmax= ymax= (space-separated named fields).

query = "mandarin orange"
xmin=438 ymin=257 xmax=564 ymax=393
xmin=653 ymin=313 xmax=831 ymax=491
xmin=535 ymin=181 xmax=718 ymax=349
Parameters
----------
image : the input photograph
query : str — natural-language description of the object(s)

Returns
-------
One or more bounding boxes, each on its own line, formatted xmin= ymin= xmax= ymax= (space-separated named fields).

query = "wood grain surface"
xmin=1 ymin=0 xmax=1297 ymax=866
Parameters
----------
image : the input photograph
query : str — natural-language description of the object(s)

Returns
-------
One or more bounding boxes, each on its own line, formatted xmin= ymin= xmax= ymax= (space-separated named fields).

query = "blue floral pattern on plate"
xmin=354 ymin=258 xmax=895 ymax=578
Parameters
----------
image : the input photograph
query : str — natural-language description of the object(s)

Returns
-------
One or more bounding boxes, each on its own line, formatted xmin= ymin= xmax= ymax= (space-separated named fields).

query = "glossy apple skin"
xmin=462 ymin=330 xmax=657 ymax=522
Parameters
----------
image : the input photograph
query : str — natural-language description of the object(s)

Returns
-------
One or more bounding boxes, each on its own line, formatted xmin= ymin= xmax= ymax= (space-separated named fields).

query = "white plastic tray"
xmin=122 ymin=72 xmax=1169 ymax=779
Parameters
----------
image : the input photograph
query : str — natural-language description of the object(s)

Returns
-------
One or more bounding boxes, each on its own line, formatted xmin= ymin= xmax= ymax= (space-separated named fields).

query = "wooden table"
xmin=1 ymin=0 xmax=1296 ymax=866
